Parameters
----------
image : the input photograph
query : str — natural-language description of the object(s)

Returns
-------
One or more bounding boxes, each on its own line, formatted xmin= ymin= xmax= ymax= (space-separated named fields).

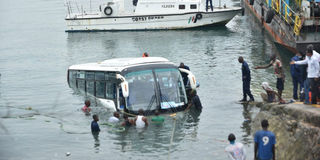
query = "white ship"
xmin=65 ymin=0 xmax=242 ymax=31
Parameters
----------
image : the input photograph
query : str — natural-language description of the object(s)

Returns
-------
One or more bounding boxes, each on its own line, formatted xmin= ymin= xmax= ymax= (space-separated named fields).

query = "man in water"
xmin=255 ymin=55 xmax=285 ymax=100
xmin=225 ymin=133 xmax=246 ymax=160
xmin=91 ymin=114 xmax=100 ymax=133
xmin=82 ymin=100 xmax=91 ymax=114
xmin=121 ymin=114 xmax=133 ymax=127
xmin=179 ymin=62 xmax=190 ymax=86
xmin=134 ymin=109 xmax=148 ymax=128
xmin=290 ymin=52 xmax=303 ymax=100
xmin=254 ymin=119 xmax=276 ymax=160
xmin=238 ymin=56 xmax=254 ymax=102
xmin=186 ymin=90 xmax=202 ymax=111
xmin=142 ymin=52 xmax=149 ymax=57
xmin=291 ymin=44 xmax=320 ymax=104
xmin=108 ymin=111 xmax=120 ymax=123
xmin=151 ymin=110 xmax=164 ymax=123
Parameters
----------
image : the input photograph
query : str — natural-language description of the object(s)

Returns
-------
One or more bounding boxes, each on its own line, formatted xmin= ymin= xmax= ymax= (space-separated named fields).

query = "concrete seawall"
xmin=251 ymin=103 xmax=320 ymax=160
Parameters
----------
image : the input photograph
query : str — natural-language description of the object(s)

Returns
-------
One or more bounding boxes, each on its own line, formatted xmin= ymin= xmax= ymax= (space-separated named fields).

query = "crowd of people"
xmin=238 ymin=44 xmax=320 ymax=105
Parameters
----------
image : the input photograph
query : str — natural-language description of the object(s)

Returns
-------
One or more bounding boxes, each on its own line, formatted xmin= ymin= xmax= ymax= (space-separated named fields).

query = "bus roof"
xmin=68 ymin=57 xmax=174 ymax=72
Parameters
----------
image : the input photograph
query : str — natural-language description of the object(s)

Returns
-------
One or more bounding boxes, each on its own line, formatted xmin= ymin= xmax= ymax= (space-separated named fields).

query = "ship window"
xmin=190 ymin=4 xmax=197 ymax=9
xmin=179 ymin=5 xmax=185 ymax=9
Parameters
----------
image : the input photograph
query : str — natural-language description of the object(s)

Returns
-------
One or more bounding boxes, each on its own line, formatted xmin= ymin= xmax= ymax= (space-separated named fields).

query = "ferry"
xmin=67 ymin=57 xmax=198 ymax=115
xmin=65 ymin=0 xmax=242 ymax=31
xmin=243 ymin=0 xmax=320 ymax=53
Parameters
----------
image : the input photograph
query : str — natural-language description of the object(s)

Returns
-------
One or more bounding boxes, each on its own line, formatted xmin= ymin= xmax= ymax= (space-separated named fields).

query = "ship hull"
xmin=243 ymin=0 xmax=320 ymax=54
xmin=65 ymin=9 xmax=242 ymax=31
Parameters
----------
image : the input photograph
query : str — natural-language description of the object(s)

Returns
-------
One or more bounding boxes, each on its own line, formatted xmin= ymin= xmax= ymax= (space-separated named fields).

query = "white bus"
xmin=67 ymin=57 xmax=197 ymax=115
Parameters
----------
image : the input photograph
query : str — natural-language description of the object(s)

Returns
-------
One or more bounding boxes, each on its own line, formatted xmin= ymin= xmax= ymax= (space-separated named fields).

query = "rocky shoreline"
xmin=251 ymin=103 xmax=320 ymax=160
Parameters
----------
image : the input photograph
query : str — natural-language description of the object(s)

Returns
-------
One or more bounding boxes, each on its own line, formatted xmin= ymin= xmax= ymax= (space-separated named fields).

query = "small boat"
xmin=65 ymin=0 xmax=242 ymax=31
xmin=243 ymin=0 xmax=320 ymax=53
xmin=67 ymin=57 xmax=198 ymax=115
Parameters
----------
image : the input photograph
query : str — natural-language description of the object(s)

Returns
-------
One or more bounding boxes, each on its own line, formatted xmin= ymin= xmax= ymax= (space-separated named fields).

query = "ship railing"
xmin=65 ymin=0 xmax=100 ymax=17
xmin=268 ymin=0 xmax=302 ymax=35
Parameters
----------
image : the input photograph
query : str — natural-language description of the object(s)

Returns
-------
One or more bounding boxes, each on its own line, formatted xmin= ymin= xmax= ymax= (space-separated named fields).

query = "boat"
xmin=64 ymin=0 xmax=242 ymax=31
xmin=67 ymin=57 xmax=198 ymax=115
xmin=243 ymin=0 xmax=320 ymax=54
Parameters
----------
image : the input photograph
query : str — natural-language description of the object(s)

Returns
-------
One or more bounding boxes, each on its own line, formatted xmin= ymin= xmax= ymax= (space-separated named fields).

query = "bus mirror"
xmin=121 ymin=81 xmax=129 ymax=98
xmin=187 ymin=73 xmax=197 ymax=90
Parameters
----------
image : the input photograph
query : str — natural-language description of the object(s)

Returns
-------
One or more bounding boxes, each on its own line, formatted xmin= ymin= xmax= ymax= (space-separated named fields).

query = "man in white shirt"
xmin=225 ymin=133 xmax=246 ymax=160
xmin=108 ymin=111 xmax=120 ymax=123
xmin=291 ymin=44 xmax=320 ymax=104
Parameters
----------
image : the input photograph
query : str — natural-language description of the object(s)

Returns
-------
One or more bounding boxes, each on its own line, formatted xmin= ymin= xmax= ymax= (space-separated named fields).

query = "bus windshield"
xmin=124 ymin=68 xmax=187 ymax=112
xmin=125 ymin=70 xmax=157 ymax=112
xmin=154 ymin=68 xmax=187 ymax=109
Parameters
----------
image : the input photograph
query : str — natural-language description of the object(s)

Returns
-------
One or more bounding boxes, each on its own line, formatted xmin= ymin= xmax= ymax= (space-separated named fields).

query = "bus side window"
xmin=86 ymin=72 xmax=95 ymax=96
xmin=106 ymin=83 xmax=116 ymax=99
xmin=95 ymin=72 xmax=105 ymax=98
xmin=77 ymin=71 xmax=86 ymax=93
xmin=68 ymin=70 xmax=77 ymax=88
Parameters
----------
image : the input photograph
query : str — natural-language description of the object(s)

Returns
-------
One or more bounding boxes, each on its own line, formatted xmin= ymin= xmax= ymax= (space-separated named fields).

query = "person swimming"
xmin=82 ymin=100 xmax=91 ymax=114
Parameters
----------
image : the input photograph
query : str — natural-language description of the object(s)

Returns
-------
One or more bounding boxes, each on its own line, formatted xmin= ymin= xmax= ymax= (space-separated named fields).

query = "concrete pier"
xmin=252 ymin=103 xmax=320 ymax=160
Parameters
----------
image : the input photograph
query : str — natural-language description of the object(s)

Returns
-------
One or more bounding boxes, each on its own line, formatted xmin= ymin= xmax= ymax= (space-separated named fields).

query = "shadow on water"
xmin=92 ymin=132 xmax=100 ymax=153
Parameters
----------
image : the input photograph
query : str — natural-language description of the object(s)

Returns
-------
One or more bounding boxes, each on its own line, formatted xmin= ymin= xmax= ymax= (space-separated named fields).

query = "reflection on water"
xmin=92 ymin=132 xmax=100 ymax=153
xmin=104 ymin=110 xmax=201 ymax=156
xmin=241 ymin=103 xmax=253 ymax=144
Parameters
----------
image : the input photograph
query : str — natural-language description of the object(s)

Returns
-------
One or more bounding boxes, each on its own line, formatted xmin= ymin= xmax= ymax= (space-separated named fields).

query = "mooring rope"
xmin=167 ymin=114 xmax=177 ymax=160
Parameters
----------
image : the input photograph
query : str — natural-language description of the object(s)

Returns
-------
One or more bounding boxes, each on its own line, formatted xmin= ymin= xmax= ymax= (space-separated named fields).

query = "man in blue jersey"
xmin=254 ymin=119 xmax=276 ymax=160
xmin=238 ymin=56 xmax=254 ymax=102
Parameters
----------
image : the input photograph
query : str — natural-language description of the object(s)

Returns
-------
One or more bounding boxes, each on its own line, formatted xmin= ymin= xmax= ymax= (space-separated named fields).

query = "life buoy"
xmin=249 ymin=0 xmax=254 ymax=5
xmin=266 ymin=9 xmax=275 ymax=23
xmin=196 ymin=13 xmax=202 ymax=20
xmin=104 ymin=6 xmax=113 ymax=16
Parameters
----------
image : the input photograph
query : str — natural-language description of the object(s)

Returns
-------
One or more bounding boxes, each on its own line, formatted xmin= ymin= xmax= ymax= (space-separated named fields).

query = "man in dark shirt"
xmin=179 ymin=62 xmax=190 ymax=86
xmin=239 ymin=56 xmax=254 ymax=102
xmin=91 ymin=114 xmax=100 ymax=132
xmin=186 ymin=90 xmax=202 ymax=111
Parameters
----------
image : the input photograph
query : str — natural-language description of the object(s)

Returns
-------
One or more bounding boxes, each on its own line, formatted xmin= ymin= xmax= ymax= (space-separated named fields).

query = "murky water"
xmin=0 ymin=0 xmax=295 ymax=159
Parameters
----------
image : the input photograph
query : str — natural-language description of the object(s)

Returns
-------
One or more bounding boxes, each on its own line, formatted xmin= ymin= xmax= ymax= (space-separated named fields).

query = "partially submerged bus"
xmin=67 ymin=57 xmax=197 ymax=115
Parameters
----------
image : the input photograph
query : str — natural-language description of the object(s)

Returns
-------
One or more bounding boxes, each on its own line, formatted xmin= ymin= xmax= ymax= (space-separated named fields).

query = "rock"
xmin=252 ymin=103 xmax=320 ymax=160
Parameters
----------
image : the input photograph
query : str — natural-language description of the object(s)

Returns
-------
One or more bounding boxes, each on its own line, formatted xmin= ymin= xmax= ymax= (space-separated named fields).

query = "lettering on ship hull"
xmin=132 ymin=16 xmax=164 ymax=22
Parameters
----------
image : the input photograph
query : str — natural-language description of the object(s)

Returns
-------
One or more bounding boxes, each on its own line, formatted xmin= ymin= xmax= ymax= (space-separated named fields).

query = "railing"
xmin=266 ymin=0 xmax=302 ymax=35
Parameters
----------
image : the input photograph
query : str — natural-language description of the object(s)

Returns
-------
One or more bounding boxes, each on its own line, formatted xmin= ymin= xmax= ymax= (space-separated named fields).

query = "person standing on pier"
xmin=255 ymin=55 xmax=285 ymax=101
xmin=290 ymin=52 xmax=303 ymax=100
xmin=290 ymin=44 xmax=320 ymax=104
xmin=238 ymin=56 xmax=254 ymax=102
xmin=254 ymin=119 xmax=276 ymax=160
